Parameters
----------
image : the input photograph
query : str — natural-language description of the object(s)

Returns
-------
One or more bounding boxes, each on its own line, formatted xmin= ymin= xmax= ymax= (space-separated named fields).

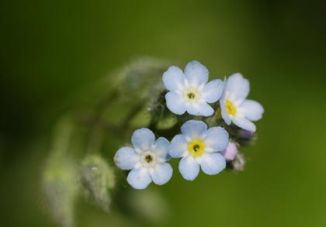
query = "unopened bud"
xmin=238 ymin=129 xmax=256 ymax=145
xmin=222 ymin=142 xmax=239 ymax=161
xmin=231 ymin=153 xmax=246 ymax=171
xmin=80 ymin=155 xmax=115 ymax=212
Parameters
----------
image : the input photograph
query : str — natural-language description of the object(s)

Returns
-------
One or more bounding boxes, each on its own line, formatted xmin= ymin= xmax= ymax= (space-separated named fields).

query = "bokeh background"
xmin=1 ymin=0 xmax=326 ymax=226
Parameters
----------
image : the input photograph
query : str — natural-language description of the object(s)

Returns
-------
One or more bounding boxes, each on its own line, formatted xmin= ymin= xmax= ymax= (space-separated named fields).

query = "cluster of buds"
xmin=114 ymin=60 xmax=264 ymax=189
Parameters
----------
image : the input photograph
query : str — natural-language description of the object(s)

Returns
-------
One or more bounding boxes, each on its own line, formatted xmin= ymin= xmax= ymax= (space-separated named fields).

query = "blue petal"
xmin=204 ymin=127 xmax=229 ymax=152
xmin=114 ymin=147 xmax=139 ymax=170
xmin=165 ymin=92 xmax=187 ymax=115
xmin=184 ymin=60 xmax=209 ymax=86
xmin=127 ymin=168 xmax=152 ymax=189
xmin=179 ymin=156 xmax=200 ymax=181
xmin=162 ymin=66 xmax=185 ymax=91
xmin=186 ymin=104 xmax=202 ymax=116
xmin=202 ymin=79 xmax=224 ymax=103
xmin=181 ymin=120 xmax=207 ymax=139
xmin=131 ymin=128 xmax=155 ymax=151
xmin=153 ymin=137 xmax=170 ymax=160
xmin=169 ymin=134 xmax=187 ymax=158
xmin=187 ymin=102 xmax=214 ymax=117
xmin=150 ymin=163 xmax=173 ymax=185
xmin=225 ymin=73 xmax=250 ymax=102
xmin=240 ymin=100 xmax=264 ymax=121
xmin=233 ymin=117 xmax=256 ymax=132
xmin=199 ymin=153 xmax=226 ymax=175
xmin=199 ymin=103 xmax=214 ymax=117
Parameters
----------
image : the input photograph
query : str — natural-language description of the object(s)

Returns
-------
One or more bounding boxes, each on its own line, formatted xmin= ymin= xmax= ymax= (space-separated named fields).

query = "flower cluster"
xmin=114 ymin=60 xmax=264 ymax=189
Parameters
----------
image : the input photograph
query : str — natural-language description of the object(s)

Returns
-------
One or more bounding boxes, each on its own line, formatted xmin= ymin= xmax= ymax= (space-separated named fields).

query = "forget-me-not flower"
xmin=169 ymin=120 xmax=228 ymax=181
xmin=162 ymin=60 xmax=224 ymax=116
xmin=220 ymin=73 xmax=264 ymax=132
xmin=114 ymin=128 xmax=173 ymax=189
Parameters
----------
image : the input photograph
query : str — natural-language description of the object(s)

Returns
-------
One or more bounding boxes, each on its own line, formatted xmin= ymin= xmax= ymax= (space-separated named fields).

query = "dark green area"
xmin=1 ymin=0 xmax=325 ymax=226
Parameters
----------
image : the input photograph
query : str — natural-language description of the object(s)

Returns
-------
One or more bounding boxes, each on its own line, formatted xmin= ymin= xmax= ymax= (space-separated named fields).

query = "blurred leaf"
xmin=42 ymin=117 xmax=79 ymax=227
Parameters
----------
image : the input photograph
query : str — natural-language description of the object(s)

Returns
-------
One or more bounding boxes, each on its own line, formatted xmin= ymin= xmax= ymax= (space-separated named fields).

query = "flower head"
xmin=114 ymin=128 xmax=173 ymax=189
xmin=162 ymin=60 xmax=224 ymax=116
xmin=169 ymin=120 xmax=229 ymax=181
xmin=220 ymin=73 xmax=264 ymax=132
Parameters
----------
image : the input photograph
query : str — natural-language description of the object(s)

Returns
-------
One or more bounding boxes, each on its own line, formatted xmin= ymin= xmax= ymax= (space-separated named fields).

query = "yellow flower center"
xmin=187 ymin=139 xmax=206 ymax=157
xmin=225 ymin=99 xmax=237 ymax=116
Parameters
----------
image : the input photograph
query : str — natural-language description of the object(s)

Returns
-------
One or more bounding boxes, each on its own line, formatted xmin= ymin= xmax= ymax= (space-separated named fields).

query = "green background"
xmin=1 ymin=0 xmax=325 ymax=226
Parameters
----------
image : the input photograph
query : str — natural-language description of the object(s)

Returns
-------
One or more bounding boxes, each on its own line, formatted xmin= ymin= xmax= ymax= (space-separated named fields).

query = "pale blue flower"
xmin=220 ymin=73 xmax=264 ymax=132
xmin=162 ymin=60 xmax=224 ymax=116
xmin=169 ymin=120 xmax=228 ymax=181
xmin=114 ymin=128 xmax=173 ymax=189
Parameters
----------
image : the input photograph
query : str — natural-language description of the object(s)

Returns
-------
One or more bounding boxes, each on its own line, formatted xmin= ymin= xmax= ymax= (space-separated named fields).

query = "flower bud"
xmin=231 ymin=153 xmax=246 ymax=171
xmin=238 ymin=129 xmax=256 ymax=145
xmin=80 ymin=155 xmax=115 ymax=212
xmin=222 ymin=142 xmax=238 ymax=161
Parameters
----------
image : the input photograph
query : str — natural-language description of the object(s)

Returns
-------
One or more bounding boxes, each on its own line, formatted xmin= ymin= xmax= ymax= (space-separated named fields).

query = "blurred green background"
xmin=1 ymin=0 xmax=326 ymax=226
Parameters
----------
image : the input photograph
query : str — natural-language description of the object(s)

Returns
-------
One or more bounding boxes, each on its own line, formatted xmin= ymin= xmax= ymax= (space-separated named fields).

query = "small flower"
xmin=114 ymin=128 xmax=173 ymax=189
xmin=162 ymin=60 xmax=224 ymax=116
xmin=222 ymin=142 xmax=238 ymax=161
xmin=169 ymin=120 xmax=229 ymax=180
xmin=220 ymin=73 xmax=264 ymax=132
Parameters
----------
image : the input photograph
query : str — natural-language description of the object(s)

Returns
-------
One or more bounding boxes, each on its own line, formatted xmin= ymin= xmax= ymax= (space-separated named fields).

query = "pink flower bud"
xmin=223 ymin=142 xmax=238 ymax=161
